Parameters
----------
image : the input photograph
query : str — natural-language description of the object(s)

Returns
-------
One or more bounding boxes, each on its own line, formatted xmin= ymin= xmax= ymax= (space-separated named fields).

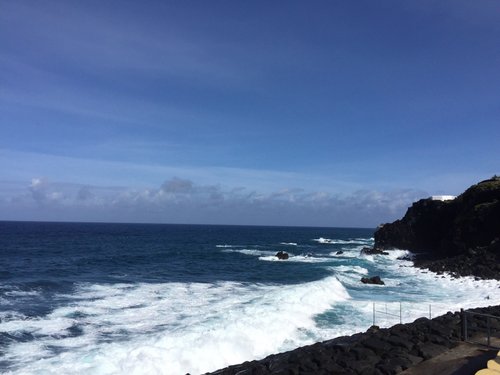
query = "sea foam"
xmin=3 ymin=277 xmax=350 ymax=375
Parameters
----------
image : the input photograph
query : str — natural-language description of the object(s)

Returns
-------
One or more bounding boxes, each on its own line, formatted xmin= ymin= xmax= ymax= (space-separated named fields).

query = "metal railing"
xmin=372 ymin=302 xmax=432 ymax=326
xmin=461 ymin=308 xmax=500 ymax=349
xmin=370 ymin=304 xmax=499 ymax=349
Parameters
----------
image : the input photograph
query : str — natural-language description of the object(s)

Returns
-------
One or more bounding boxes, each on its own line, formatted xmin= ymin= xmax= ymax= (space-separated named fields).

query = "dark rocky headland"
xmin=375 ymin=176 xmax=500 ymax=280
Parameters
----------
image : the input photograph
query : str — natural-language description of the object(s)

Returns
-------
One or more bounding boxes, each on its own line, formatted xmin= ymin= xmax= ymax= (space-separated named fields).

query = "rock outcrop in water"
xmin=361 ymin=276 xmax=385 ymax=285
xmin=361 ymin=247 xmax=389 ymax=256
xmin=374 ymin=176 xmax=500 ymax=279
xmin=275 ymin=251 xmax=289 ymax=260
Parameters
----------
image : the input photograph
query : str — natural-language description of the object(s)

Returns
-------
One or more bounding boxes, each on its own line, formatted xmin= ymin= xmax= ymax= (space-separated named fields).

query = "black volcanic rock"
xmin=360 ymin=247 xmax=389 ymax=256
xmin=415 ymin=246 xmax=500 ymax=279
xmin=275 ymin=251 xmax=289 ymax=260
xmin=374 ymin=176 xmax=500 ymax=279
xmin=374 ymin=198 xmax=455 ymax=254
xmin=361 ymin=276 xmax=385 ymax=285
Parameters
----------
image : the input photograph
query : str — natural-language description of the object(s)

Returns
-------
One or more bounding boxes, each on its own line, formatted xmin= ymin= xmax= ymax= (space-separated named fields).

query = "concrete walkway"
xmin=400 ymin=338 xmax=500 ymax=375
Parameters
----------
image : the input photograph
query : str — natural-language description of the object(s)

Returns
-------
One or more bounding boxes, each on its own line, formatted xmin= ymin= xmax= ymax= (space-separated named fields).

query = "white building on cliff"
xmin=430 ymin=195 xmax=456 ymax=201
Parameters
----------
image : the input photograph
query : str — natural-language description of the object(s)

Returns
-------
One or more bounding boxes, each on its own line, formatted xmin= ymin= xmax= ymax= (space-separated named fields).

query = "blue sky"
xmin=1 ymin=0 xmax=499 ymax=227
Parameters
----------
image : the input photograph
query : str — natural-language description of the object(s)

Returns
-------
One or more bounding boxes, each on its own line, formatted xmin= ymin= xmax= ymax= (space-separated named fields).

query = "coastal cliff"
xmin=374 ymin=176 xmax=500 ymax=279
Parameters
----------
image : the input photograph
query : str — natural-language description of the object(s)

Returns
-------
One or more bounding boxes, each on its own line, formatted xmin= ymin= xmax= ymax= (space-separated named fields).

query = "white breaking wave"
xmin=216 ymin=244 xmax=249 ymax=248
xmin=382 ymin=249 xmax=413 ymax=261
xmin=222 ymin=249 xmax=331 ymax=263
xmin=328 ymin=248 xmax=363 ymax=258
xmin=332 ymin=265 xmax=369 ymax=275
xmin=279 ymin=242 xmax=298 ymax=246
xmin=258 ymin=255 xmax=332 ymax=263
xmin=2 ymin=277 xmax=350 ymax=375
xmin=313 ymin=237 xmax=373 ymax=245
xmin=312 ymin=237 xmax=335 ymax=244
xmin=222 ymin=248 xmax=331 ymax=263
xmin=221 ymin=248 xmax=276 ymax=257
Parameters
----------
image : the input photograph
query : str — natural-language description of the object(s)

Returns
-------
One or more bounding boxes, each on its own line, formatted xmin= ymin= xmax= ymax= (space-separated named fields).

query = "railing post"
xmin=429 ymin=304 xmax=432 ymax=319
xmin=461 ymin=309 xmax=468 ymax=341
xmin=487 ymin=316 xmax=491 ymax=347
xmin=400 ymin=302 xmax=402 ymax=324
xmin=373 ymin=302 xmax=375 ymax=326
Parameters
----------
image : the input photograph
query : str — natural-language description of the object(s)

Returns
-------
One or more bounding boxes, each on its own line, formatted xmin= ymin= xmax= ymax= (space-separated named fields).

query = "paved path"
xmin=400 ymin=338 xmax=500 ymax=375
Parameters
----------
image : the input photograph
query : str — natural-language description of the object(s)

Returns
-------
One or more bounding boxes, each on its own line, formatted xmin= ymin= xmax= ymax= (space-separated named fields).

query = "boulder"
xmin=336 ymin=250 xmax=344 ymax=255
xmin=275 ymin=251 xmax=289 ymax=260
xmin=361 ymin=276 xmax=385 ymax=285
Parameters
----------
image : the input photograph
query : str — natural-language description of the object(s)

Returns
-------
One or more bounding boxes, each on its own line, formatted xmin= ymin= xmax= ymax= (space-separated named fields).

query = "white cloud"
xmin=29 ymin=177 xmax=58 ymax=205
xmin=0 ymin=177 xmax=427 ymax=227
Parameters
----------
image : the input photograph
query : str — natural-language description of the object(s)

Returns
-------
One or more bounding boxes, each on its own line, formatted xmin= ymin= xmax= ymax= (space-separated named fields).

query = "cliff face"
xmin=374 ymin=177 xmax=500 ymax=258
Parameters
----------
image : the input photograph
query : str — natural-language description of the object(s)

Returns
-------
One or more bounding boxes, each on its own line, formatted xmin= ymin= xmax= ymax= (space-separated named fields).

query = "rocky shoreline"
xmin=413 ymin=246 xmax=500 ymax=281
xmin=204 ymin=178 xmax=500 ymax=374
xmin=206 ymin=305 xmax=500 ymax=375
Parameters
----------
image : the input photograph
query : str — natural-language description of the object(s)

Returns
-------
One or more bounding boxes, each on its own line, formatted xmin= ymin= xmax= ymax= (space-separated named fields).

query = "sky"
xmin=1 ymin=0 xmax=499 ymax=227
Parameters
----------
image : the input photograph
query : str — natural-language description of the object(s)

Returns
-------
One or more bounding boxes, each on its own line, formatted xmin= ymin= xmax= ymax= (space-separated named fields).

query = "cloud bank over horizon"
xmin=0 ymin=176 xmax=427 ymax=227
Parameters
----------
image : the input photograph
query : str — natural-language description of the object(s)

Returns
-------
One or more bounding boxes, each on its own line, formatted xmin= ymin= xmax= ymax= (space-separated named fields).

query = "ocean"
xmin=1 ymin=221 xmax=499 ymax=374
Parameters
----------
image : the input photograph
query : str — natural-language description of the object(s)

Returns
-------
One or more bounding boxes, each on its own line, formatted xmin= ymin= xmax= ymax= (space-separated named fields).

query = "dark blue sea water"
xmin=1 ymin=221 xmax=498 ymax=374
